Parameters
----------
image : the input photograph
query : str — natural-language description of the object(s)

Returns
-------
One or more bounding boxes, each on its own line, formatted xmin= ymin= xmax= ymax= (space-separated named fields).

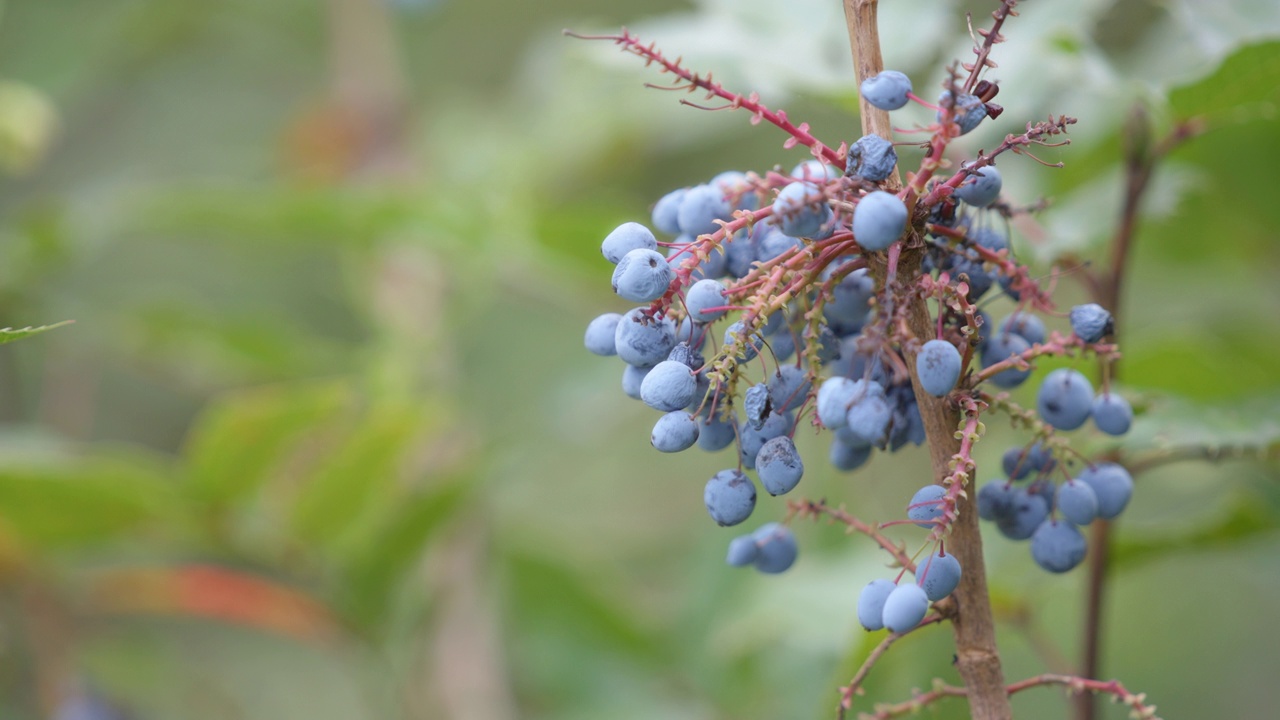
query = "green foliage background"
xmin=0 ymin=1 xmax=1276 ymax=718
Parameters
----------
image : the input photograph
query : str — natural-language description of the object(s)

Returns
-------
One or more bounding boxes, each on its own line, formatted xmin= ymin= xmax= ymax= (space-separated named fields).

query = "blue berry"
xmin=704 ymin=469 xmax=757 ymax=526
xmin=857 ymin=578 xmax=896 ymax=631
xmin=1076 ymin=463 xmax=1133 ymax=520
xmin=1037 ymin=368 xmax=1094 ymax=431
xmin=677 ymin=183 xmax=732 ymax=236
xmin=696 ymin=412 xmax=737 ymax=452
xmin=601 ymin=221 xmax=658 ymax=264
xmin=612 ymin=248 xmax=673 ymax=302
xmin=651 ymin=188 xmax=687 ymax=235
xmin=860 ymin=70 xmax=913 ymax=111
xmin=584 ymin=313 xmax=621 ymax=356
xmin=821 ymin=263 xmax=874 ymax=333
xmin=995 ymin=487 xmax=1050 ymax=540
xmin=937 ymin=91 xmax=985 ymax=134
xmin=977 ymin=480 xmax=1015 ymax=521
xmin=666 ymin=341 xmax=703 ymax=370
xmin=723 ymin=321 xmax=765 ymax=363
xmin=1030 ymin=520 xmax=1087 ymax=573
xmin=739 ymin=412 xmax=793 ymax=470
xmin=767 ymin=365 xmax=811 ymax=413
xmin=621 ymin=363 xmax=652 ymax=400
xmin=951 ymin=257 xmax=993 ymax=301
xmin=615 ymin=311 xmax=674 ymax=380
xmin=816 ymin=376 xmax=858 ymax=429
xmin=1056 ymin=479 xmax=1099 ymax=526
xmin=1092 ymin=392 xmax=1133 ymax=436
xmin=907 ymin=484 xmax=948 ymax=529
xmin=829 ymin=436 xmax=872 ymax=471
xmin=970 ymin=226 xmax=1008 ymax=255
xmin=726 ymin=535 xmax=759 ymax=567
xmin=723 ymin=228 xmax=757 ymax=279
xmin=770 ymin=330 xmax=797 ymax=364
xmin=981 ymin=333 xmax=1033 ymax=390
xmin=882 ymin=583 xmax=929 ymax=633
xmin=843 ymin=384 xmax=892 ymax=446
xmin=1026 ymin=441 xmax=1056 ymax=473
xmin=916 ymin=551 xmax=962 ymax=601
xmin=1070 ymin=303 xmax=1114 ymax=343
xmin=711 ymin=170 xmax=758 ymax=210
xmin=917 ymin=339 xmax=963 ymax=397
xmin=953 ymin=165 xmax=1002 ymax=207
xmin=1001 ymin=446 xmax=1035 ymax=480
xmin=790 ymin=159 xmax=841 ymax=182
xmin=999 ymin=312 xmax=1046 ymax=346
xmin=752 ymin=523 xmax=798 ymax=573
xmin=744 ymin=383 xmax=772 ymax=430
xmin=846 ymin=134 xmax=897 ymax=181
xmin=756 ymin=436 xmax=804 ymax=496
xmin=666 ymin=236 xmax=726 ymax=280
xmin=853 ymin=190 xmax=907 ymax=251
xmin=640 ymin=360 xmax=698 ymax=412
xmin=754 ymin=225 xmax=804 ymax=263
xmin=651 ymin=411 xmax=700 ymax=453
xmin=772 ymin=181 xmax=833 ymax=239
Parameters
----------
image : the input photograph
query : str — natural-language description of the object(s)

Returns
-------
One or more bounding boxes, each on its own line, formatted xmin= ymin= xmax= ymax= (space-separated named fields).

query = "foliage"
xmin=0 ymin=1 xmax=1275 ymax=719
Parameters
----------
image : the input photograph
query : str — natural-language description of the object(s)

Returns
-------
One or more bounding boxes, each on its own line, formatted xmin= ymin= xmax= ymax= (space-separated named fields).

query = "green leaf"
xmin=0 ymin=320 xmax=72 ymax=344
xmin=1102 ymin=393 xmax=1280 ymax=462
xmin=0 ymin=452 xmax=177 ymax=549
xmin=289 ymin=404 xmax=428 ymax=548
xmin=1112 ymin=491 xmax=1278 ymax=570
xmin=338 ymin=478 xmax=470 ymax=632
xmin=1169 ymin=41 xmax=1280 ymax=122
xmin=182 ymin=380 xmax=353 ymax=506
xmin=503 ymin=550 xmax=662 ymax=662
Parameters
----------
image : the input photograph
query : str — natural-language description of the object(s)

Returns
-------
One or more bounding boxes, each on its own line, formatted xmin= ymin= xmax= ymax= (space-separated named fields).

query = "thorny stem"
xmin=836 ymin=613 xmax=950 ymax=719
xmin=564 ymin=29 xmax=843 ymax=167
xmin=788 ymin=498 xmax=915 ymax=570
xmin=860 ymin=673 xmax=1161 ymax=720
xmin=843 ymin=2 xmax=1010 ymax=718
xmin=961 ymin=1 xmax=1022 ymax=93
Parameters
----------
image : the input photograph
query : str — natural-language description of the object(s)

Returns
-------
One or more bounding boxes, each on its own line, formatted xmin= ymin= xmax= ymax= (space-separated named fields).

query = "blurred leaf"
xmin=289 ymin=404 xmax=427 ymax=548
xmin=1169 ymin=40 xmax=1280 ymax=123
xmin=183 ymin=380 xmax=353 ymax=506
xmin=89 ymin=564 xmax=339 ymax=642
xmin=338 ymin=478 xmax=470 ymax=631
xmin=0 ymin=452 xmax=176 ymax=549
xmin=1102 ymin=393 xmax=1280 ymax=461
xmin=504 ymin=551 xmax=661 ymax=662
xmin=1112 ymin=490 xmax=1280 ymax=570
xmin=0 ymin=80 xmax=58 ymax=175
xmin=0 ymin=320 xmax=72 ymax=344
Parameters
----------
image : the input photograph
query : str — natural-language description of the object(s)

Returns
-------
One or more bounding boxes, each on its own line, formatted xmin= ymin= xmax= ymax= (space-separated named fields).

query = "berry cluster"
xmin=576 ymin=25 xmax=1127 ymax=631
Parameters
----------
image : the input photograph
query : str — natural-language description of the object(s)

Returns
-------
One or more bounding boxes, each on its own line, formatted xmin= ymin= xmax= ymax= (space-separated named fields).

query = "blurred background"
xmin=0 ymin=0 xmax=1277 ymax=718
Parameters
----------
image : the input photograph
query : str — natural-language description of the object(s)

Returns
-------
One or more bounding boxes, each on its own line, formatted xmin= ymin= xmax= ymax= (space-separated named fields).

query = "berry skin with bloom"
xmin=853 ymin=190 xmax=907 ymax=251
xmin=860 ymin=70 xmax=913 ymax=111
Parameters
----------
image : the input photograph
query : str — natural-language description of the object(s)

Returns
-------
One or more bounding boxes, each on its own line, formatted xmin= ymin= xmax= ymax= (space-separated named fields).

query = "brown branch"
xmin=837 ymin=613 xmax=949 ymax=719
xmin=788 ymin=499 xmax=915 ymax=569
xmin=860 ymin=673 xmax=1160 ymax=720
xmin=843 ymin=2 xmax=1011 ymax=718
xmin=1077 ymin=112 xmax=1203 ymax=720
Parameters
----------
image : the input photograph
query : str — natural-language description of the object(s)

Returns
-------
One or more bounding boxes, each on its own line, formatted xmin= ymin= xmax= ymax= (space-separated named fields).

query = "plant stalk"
xmin=843 ymin=1 xmax=1011 ymax=718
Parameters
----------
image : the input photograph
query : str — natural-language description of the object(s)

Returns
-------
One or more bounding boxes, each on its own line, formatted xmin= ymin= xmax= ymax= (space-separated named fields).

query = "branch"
xmin=836 ymin=614 xmax=949 ymax=720
xmin=858 ymin=673 xmax=1160 ymax=720
xmin=787 ymin=498 xmax=915 ymax=570
xmin=565 ymin=29 xmax=843 ymax=166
